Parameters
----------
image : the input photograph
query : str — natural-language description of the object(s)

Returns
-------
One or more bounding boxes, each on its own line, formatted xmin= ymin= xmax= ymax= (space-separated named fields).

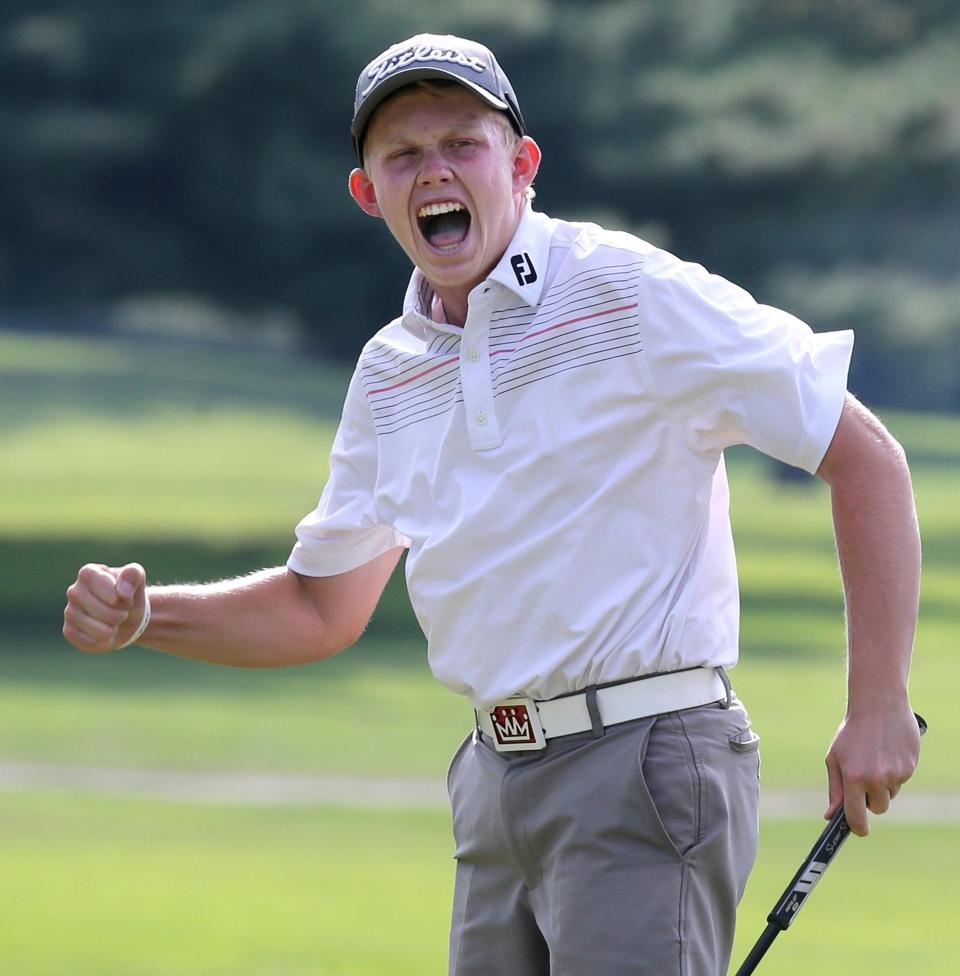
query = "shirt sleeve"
xmin=287 ymin=367 xmax=410 ymax=577
xmin=636 ymin=250 xmax=853 ymax=473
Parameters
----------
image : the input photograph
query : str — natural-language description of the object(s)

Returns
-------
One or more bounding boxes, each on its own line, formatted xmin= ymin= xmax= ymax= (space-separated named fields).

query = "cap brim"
xmin=351 ymin=66 xmax=510 ymax=143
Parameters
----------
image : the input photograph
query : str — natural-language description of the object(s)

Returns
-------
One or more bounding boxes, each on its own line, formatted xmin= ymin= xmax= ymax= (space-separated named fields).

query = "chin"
xmin=421 ymin=251 xmax=477 ymax=279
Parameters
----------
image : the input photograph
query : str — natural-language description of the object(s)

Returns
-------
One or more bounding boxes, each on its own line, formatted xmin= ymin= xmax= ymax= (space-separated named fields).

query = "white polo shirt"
xmin=288 ymin=207 xmax=852 ymax=709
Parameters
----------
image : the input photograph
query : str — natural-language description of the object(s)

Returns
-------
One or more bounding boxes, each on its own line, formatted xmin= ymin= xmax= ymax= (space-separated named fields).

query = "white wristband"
xmin=118 ymin=591 xmax=151 ymax=649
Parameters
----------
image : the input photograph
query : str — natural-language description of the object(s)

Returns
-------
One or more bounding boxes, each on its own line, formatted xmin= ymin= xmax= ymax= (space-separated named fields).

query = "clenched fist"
xmin=63 ymin=563 xmax=149 ymax=653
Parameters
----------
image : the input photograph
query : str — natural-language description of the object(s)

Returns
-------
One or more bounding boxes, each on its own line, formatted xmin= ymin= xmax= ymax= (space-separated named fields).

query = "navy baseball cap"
xmin=351 ymin=33 xmax=526 ymax=165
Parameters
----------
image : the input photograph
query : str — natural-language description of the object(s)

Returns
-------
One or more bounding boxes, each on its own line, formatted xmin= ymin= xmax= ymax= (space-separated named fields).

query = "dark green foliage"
xmin=1 ymin=1 xmax=958 ymax=401
xmin=1 ymin=536 xmax=417 ymax=642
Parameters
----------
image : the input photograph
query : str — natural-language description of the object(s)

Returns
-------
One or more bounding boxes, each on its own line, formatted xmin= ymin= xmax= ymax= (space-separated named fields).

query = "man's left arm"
xmin=816 ymin=392 xmax=923 ymax=836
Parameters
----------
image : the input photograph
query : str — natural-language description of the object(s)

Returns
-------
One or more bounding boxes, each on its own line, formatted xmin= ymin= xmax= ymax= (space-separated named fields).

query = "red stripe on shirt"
xmin=491 ymin=302 xmax=638 ymax=357
xmin=368 ymin=356 xmax=459 ymax=396
xmin=370 ymin=304 xmax=637 ymax=391
xmin=525 ymin=303 xmax=639 ymax=342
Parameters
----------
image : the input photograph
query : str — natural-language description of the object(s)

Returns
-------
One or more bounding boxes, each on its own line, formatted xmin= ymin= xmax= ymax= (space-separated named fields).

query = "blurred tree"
xmin=0 ymin=0 xmax=957 ymax=404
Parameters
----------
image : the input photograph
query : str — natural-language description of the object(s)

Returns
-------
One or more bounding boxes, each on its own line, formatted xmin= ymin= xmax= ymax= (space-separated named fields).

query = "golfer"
xmin=64 ymin=34 xmax=922 ymax=975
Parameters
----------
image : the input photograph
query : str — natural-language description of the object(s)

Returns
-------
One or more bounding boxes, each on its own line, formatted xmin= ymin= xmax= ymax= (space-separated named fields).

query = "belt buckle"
xmin=487 ymin=696 xmax=546 ymax=752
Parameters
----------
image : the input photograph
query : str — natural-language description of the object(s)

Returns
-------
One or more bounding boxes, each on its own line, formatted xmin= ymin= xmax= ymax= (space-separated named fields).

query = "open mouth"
xmin=417 ymin=201 xmax=471 ymax=251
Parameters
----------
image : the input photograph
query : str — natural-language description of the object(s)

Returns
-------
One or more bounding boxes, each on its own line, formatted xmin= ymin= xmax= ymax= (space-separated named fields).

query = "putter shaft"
xmin=733 ymin=713 xmax=927 ymax=976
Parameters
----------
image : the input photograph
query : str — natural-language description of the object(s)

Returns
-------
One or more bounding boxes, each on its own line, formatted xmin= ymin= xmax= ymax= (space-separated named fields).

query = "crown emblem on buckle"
xmin=488 ymin=696 xmax=546 ymax=752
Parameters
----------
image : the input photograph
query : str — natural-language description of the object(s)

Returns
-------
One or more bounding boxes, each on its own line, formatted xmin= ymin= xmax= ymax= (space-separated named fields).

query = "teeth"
xmin=417 ymin=201 xmax=464 ymax=218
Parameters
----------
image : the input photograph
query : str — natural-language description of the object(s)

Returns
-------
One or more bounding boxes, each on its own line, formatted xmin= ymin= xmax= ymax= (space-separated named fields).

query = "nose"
xmin=417 ymin=148 xmax=453 ymax=186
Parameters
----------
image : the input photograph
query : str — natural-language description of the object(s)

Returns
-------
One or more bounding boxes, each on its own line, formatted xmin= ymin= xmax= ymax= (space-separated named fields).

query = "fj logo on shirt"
xmin=491 ymin=704 xmax=538 ymax=746
xmin=510 ymin=252 xmax=538 ymax=287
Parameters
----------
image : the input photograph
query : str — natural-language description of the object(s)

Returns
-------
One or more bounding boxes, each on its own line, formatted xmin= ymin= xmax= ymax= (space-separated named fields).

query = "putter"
xmin=733 ymin=712 xmax=927 ymax=976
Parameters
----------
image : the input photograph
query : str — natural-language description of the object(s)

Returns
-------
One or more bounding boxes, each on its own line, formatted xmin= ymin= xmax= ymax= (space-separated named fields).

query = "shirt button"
xmin=476 ymin=410 xmax=488 ymax=426
xmin=467 ymin=348 xmax=480 ymax=362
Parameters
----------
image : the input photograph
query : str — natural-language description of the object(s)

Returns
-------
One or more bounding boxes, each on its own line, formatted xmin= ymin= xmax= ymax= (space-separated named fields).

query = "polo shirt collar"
xmin=485 ymin=205 xmax=551 ymax=307
xmin=400 ymin=205 xmax=552 ymax=339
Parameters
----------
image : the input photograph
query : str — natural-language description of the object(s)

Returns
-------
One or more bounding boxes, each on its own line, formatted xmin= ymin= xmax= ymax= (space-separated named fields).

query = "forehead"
xmin=364 ymin=86 xmax=503 ymax=149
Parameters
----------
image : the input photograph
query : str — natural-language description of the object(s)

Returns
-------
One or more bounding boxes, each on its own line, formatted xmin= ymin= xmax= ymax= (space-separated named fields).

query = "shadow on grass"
xmin=0 ymin=535 xmax=416 ymax=630
xmin=0 ymin=632 xmax=429 ymax=698
xmin=0 ymin=333 xmax=353 ymax=433
xmin=1 ymin=534 xmax=422 ymax=696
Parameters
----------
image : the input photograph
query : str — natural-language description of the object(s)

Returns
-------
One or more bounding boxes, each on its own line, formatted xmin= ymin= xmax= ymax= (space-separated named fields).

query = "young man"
xmin=64 ymin=34 xmax=922 ymax=976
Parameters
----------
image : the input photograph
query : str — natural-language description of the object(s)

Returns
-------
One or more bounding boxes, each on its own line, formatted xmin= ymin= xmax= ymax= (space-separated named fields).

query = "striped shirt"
xmin=289 ymin=207 xmax=852 ymax=708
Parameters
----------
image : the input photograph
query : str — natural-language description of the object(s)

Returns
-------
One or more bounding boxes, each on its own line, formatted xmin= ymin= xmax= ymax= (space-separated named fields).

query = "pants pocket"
xmin=637 ymin=713 xmax=701 ymax=859
xmin=729 ymin=728 xmax=760 ymax=754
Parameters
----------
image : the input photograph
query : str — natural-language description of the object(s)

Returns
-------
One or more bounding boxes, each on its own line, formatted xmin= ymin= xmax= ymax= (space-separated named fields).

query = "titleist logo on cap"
xmin=361 ymin=45 xmax=487 ymax=97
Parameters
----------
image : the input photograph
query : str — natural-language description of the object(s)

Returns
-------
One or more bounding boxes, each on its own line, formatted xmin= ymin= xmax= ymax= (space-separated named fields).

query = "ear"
xmin=512 ymin=137 xmax=542 ymax=196
xmin=348 ymin=168 xmax=383 ymax=218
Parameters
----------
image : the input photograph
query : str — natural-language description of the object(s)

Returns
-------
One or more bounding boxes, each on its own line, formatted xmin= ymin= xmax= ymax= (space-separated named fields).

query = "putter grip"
xmin=767 ymin=712 xmax=927 ymax=931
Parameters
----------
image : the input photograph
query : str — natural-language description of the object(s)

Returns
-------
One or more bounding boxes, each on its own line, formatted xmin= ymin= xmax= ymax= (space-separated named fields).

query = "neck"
xmin=432 ymin=287 xmax=469 ymax=328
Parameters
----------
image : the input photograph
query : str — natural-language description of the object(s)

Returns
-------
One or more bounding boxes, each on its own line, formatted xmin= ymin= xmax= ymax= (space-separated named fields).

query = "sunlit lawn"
xmin=0 ymin=792 xmax=955 ymax=976
xmin=1 ymin=328 xmax=957 ymax=974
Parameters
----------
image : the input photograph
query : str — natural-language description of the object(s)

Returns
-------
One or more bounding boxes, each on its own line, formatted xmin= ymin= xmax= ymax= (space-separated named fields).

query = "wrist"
xmin=118 ymin=590 xmax=151 ymax=649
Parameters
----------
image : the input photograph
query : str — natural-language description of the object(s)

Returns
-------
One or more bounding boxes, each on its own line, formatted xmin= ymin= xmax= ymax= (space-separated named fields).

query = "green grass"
xmin=731 ymin=647 xmax=955 ymax=790
xmin=0 ymin=327 xmax=957 ymax=789
xmin=1 ymin=326 xmax=958 ymax=972
xmin=1 ymin=328 xmax=347 ymax=540
xmin=733 ymin=818 xmax=960 ymax=976
xmin=0 ymin=407 xmax=338 ymax=540
xmin=0 ymin=793 xmax=454 ymax=976
xmin=0 ymin=792 xmax=955 ymax=976
xmin=0 ymin=329 xmax=352 ymax=422
xmin=0 ymin=638 xmax=468 ymax=778
xmin=1 ymin=632 xmax=954 ymax=793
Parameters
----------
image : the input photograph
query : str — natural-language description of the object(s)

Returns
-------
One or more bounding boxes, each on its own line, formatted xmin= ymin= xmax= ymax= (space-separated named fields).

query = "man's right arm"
xmin=62 ymin=548 xmax=405 ymax=667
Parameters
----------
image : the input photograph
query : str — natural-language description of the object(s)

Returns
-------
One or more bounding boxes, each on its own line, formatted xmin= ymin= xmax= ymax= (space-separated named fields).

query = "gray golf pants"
xmin=447 ymin=699 xmax=760 ymax=976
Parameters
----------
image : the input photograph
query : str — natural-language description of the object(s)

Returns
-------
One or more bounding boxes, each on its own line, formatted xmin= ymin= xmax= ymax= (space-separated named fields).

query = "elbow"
xmin=296 ymin=611 xmax=371 ymax=663
xmin=288 ymin=566 xmax=379 ymax=663
xmin=248 ymin=609 xmax=360 ymax=668
xmin=311 ymin=625 xmax=364 ymax=661
xmin=247 ymin=634 xmax=351 ymax=669
xmin=887 ymin=433 xmax=909 ymax=470
xmin=874 ymin=429 xmax=911 ymax=485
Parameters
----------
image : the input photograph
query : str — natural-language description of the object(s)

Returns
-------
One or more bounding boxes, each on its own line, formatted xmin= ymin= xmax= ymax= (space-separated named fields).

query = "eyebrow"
xmin=371 ymin=116 xmax=490 ymax=153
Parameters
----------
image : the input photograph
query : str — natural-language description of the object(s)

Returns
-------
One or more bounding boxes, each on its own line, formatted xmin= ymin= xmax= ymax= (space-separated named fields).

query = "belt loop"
xmin=585 ymin=686 xmax=605 ymax=738
xmin=717 ymin=667 xmax=733 ymax=709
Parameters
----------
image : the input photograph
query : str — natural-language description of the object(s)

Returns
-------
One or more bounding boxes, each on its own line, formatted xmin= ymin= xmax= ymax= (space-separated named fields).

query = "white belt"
xmin=475 ymin=667 xmax=730 ymax=752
